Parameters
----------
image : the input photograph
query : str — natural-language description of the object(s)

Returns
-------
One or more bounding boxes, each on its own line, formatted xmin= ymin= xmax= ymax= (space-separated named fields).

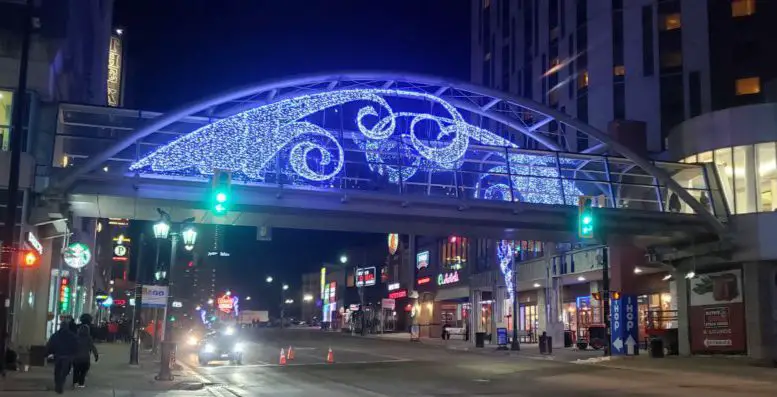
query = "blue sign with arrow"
xmin=610 ymin=294 xmax=638 ymax=355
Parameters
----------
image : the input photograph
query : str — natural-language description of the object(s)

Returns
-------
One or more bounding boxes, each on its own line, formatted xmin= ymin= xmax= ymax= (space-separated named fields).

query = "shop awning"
xmin=434 ymin=286 xmax=469 ymax=302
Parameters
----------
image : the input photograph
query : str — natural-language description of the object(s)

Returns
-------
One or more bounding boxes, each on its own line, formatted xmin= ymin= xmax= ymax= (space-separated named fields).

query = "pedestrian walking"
xmin=46 ymin=321 xmax=78 ymax=394
xmin=73 ymin=325 xmax=99 ymax=388
xmin=107 ymin=321 xmax=119 ymax=343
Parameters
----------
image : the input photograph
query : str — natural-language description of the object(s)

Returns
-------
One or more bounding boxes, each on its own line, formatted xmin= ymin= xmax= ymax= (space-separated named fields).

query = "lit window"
xmin=660 ymin=51 xmax=683 ymax=69
xmin=735 ymin=77 xmax=760 ymax=95
xmin=660 ymin=13 xmax=681 ymax=31
xmin=577 ymin=70 xmax=589 ymax=88
xmin=483 ymin=0 xmax=490 ymax=8
xmin=731 ymin=0 xmax=755 ymax=17
xmin=0 ymin=90 xmax=12 ymax=152
xmin=614 ymin=65 xmax=625 ymax=76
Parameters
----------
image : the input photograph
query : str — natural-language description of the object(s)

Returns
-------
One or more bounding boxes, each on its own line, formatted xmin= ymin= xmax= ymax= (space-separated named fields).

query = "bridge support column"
xmin=605 ymin=239 xmax=646 ymax=355
xmin=607 ymin=239 xmax=644 ymax=294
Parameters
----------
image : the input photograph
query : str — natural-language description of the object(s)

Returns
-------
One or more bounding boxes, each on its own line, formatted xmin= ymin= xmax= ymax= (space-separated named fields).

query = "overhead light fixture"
xmin=685 ymin=271 xmax=695 ymax=279
xmin=634 ymin=267 xmax=643 ymax=274
xmin=662 ymin=274 xmax=672 ymax=281
xmin=532 ymin=283 xmax=541 ymax=288
xmin=577 ymin=276 xmax=586 ymax=282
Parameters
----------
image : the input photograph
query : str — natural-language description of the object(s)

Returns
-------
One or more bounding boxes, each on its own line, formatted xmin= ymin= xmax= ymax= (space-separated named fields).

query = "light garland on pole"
xmin=131 ymin=88 xmax=582 ymax=206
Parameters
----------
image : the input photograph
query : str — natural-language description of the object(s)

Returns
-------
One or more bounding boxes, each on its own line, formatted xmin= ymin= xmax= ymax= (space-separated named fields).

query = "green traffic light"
xmin=582 ymin=215 xmax=592 ymax=225
xmin=215 ymin=192 xmax=228 ymax=203
xmin=214 ymin=203 xmax=226 ymax=213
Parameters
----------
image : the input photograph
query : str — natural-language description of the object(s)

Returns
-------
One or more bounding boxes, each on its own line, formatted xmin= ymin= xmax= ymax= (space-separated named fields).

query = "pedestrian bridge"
xmin=43 ymin=72 xmax=727 ymax=243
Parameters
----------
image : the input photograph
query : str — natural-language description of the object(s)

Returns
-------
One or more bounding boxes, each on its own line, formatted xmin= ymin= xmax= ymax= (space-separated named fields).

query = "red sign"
xmin=388 ymin=289 xmax=408 ymax=299
xmin=417 ymin=277 xmax=431 ymax=285
xmin=217 ymin=295 xmax=235 ymax=314
xmin=113 ymin=299 xmax=127 ymax=306
xmin=689 ymin=269 xmax=746 ymax=353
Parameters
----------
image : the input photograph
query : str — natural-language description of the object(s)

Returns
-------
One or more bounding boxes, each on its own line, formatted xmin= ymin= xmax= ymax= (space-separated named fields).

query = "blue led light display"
xmin=130 ymin=89 xmax=582 ymax=205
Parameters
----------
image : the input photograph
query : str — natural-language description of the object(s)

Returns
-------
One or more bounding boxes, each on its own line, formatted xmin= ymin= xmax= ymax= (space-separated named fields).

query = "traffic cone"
xmin=279 ymin=348 xmax=287 ymax=365
xmin=326 ymin=347 xmax=334 ymax=364
xmin=287 ymin=346 xmax=294 ymax=361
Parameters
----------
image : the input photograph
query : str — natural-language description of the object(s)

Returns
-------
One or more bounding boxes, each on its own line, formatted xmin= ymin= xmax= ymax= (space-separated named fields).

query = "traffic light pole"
xmin=130 ymin=232 xmax=146 ymax=365
xmin=0 ymin=1 xmax=32 ymax=376
xmin=601 ymin=245 xmax=611 ymax=357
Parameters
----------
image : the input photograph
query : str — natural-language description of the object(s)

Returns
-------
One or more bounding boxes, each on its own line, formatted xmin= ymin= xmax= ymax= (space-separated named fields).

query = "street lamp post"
xmin=281 ymin=284 xmax=289 ymax=328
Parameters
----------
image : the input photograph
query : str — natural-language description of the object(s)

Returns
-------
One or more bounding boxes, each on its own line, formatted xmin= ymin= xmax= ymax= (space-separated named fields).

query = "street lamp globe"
xmin=266 ymin=276 xmax=273 ymax=283
xmin=339 ymin=255 xmax=348 ymax=264
xmin=246 ymin=296 xmax=252 ymax=301
xmin=282 ymin=284 xmax=289 ymax=291
xmin=153 ymin=220 xmax=170 ymax=239
xmin=303 ymin=294 xmax=313 ymax=302
xmin=182 ymin=226 xmax=197 ymax=250
xmin=207 ymin=298 xmax=214 ymax=305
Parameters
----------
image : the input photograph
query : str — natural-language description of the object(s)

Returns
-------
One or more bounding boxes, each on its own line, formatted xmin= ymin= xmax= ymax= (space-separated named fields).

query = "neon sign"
xmin=417 ymin=276 xmax=431 ymax=285
xmin=437 ymin=271 xmax=460 ymax=286
xmin=356 ymin=267 xmax=376 ymax=287
xmin=388 ymin=233 xmax=399 ymax=255
xmin=416 ymin=251 xmax=429 ymax=270
xmin=63 ymin=242 xmax=91 ymax=269
xmin=388 ymin=289 xmax=408 ymax=299
xmin=387 ymin=282 xmax=400 ymax=291
xmin=59 ymin=278 xmax=70 ymax=312
xmin=217 ymin=294 xmax=239 ymax=315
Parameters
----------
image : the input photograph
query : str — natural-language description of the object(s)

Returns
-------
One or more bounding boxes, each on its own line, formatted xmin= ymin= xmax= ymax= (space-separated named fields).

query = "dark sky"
xmin=115 ymin=1 xmax=468 ymax=311
xmin=114 ymin=0 xmax=471 ymax=111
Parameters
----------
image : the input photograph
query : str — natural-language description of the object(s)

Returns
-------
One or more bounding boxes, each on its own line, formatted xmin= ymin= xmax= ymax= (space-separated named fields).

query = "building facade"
xmin=470 ymin=0 xmax=774 ymax=155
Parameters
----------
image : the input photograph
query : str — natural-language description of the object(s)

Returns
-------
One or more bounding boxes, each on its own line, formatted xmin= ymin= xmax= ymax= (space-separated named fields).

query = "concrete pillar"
xmin=543 ymin=242 xmax=563 ymax=347
xmin=675 ymin=268 xmax=691 ymax=356
xmin=608 ymin=239 xmax=644 ymax=294
xmin=470 ymin=288 xmax=480 ymax=343
xmin=742 ymin=261 xmax=776 ymax=361
xmin=406 ymin=235 xmax=416 ymax=295
xmin=537 ymin=288 xmax=547 ymax=332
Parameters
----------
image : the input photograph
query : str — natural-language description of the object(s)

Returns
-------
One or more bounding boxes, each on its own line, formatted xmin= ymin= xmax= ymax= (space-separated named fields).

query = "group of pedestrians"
xmin=46 ymin=314 xmax=99 ymax=394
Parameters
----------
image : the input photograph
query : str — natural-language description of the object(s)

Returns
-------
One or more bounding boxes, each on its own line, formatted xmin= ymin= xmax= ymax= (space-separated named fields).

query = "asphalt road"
xmin=177 ymin=329 xmax=776 ymax=397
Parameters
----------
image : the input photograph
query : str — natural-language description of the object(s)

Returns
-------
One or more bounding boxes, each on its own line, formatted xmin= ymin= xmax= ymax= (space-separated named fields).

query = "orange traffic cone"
xmin=287 ymin=346 xmax=295 ymax=361
xmin=279 ymin=348 xmax=287 ymax=365
xmin=326 ymin=347 xmax=334 ymax=364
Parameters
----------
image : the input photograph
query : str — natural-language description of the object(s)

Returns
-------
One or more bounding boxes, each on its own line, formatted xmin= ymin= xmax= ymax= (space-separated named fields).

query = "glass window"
xmin=660 ymin=51 xmax=683 ymax=69
xmin=735 ymin=77 xmax=760 ymax=95
xmin=755 ymin=142 xmax=776 ymax=212
xmin=660 ymin=13 xmax=681 ymax=31
xmin=0 ymin=90 xmax=12 ymax=151
xmin=577 ymin=70 xmax=589 ymax=88
xmin=698 ymin=151 xmax=713 ymax=164
xmin=733 ymin=145 xmax=756 ymax=214
xmin=731 ymin=0 xmax=755 ymax=17
xmin=613 ymin=65 xmax=625 ymax=76
xmin=714 ymin=148 xmax=735 ymax=213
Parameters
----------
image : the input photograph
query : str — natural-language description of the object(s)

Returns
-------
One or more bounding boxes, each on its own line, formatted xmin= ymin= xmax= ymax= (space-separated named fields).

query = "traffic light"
xmin=578 ymin=195 xmax=595 ymax=239
xmin=592 ymin=291 xmax=602 ymax=301
xmin=211 ymin=169 xmax=232 ymax=216
xmin=611 ymin=291 xmax=621 ymax=300
xmin=21 ymin=250 xmax=40 ymax=268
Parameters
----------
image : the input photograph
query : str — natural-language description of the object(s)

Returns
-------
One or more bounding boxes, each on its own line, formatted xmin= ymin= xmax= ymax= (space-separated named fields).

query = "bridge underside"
xmin=58 ymin=175 xmax=713 ymax=247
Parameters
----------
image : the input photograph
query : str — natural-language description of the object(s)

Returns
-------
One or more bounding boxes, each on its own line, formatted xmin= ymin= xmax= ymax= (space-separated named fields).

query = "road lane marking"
xmin=204 ymin=358 xmax=412 ymax=369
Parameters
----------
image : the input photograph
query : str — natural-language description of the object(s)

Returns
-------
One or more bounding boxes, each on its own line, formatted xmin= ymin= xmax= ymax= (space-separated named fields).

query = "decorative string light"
xmin=131 ymin=88 xmax=581 ymax=206
xmin=497 ymin=240 xmax=515 ymax=301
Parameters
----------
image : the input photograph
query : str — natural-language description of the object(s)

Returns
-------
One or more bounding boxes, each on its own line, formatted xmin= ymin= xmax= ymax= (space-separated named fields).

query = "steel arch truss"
xmin=54 ymin=72 xmax=726 ymax=235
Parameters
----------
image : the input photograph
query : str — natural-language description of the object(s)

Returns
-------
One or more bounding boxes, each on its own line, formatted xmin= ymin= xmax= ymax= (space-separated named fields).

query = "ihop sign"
xmin=437 ymin=271 xmax=460 ymax=286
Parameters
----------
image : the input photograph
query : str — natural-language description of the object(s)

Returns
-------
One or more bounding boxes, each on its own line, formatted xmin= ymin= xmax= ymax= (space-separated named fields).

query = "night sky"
xmin=113 ymin=1 xmax=469 ymax=310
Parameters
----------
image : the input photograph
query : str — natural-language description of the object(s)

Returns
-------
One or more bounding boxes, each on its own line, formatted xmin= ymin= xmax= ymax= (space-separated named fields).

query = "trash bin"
xmin=650 ymin=337 xmax=664 ymax=358
xmin=563 ymin=330 xmax=573 ymax=347
xmin=475 ymin=332 xmax=486 ymax=348
xmin=546 ymin=336 xmax=553 ymax=355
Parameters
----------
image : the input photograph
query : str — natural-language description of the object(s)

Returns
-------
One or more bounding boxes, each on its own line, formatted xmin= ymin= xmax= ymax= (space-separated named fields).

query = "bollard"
xmin=155 ymin=342 xmax=177 ymax=381
xmin=546 ymin=336 xmax=553 ymax=355
xmin=538 ymin=335 xmax=547 ymax=354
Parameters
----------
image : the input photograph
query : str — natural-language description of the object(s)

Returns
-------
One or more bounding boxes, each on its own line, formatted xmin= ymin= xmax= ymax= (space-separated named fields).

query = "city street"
xmin=177 ymin=329 xmax=777 ymax=397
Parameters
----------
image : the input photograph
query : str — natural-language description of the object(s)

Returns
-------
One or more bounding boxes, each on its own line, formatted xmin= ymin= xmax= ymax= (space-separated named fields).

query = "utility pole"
xmin=0 ymin=0 xmax=32 ymax=376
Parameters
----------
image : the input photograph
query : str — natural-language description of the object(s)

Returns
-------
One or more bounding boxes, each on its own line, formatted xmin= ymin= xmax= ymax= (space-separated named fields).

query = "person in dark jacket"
xmin=46 ymin=321 xmax=78 ymax=394
xmin=72 ymin=325 xmax=98 ymax=388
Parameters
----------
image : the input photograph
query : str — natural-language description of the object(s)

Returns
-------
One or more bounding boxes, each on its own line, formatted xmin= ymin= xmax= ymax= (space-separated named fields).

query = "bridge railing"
xmin=52 ymin=103 xmax=718 ymax=217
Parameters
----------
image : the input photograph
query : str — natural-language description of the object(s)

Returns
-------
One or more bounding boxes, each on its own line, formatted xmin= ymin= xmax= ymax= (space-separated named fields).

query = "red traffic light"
xmin=611 ymin=291 xmax=621 ymax=300
xmin=22 ymin=250 xmax=40 ymax=267
xmin=591 ymin=291 xmax=601 ymax=301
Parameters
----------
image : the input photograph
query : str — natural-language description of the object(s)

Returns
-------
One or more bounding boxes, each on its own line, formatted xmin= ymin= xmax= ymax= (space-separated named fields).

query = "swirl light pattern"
xmin=497 ymin=240 xmax=515 ymax=301
xmin=130 ymin=88 xmax=582 ymax=205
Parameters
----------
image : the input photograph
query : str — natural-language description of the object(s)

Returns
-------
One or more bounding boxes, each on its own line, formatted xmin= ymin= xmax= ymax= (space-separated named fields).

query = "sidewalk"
xmin=351 ymin=331 xmax=603 ymax=362
xmin=589 ymin=354 xmax=777 ymax=380
xmin=0 ymin=343 xmax=204 ymax=395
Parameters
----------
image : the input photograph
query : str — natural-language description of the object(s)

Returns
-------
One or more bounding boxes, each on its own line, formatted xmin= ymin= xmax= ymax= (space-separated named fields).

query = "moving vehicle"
xmin=197 ymin=327 xmax=244 ymax=365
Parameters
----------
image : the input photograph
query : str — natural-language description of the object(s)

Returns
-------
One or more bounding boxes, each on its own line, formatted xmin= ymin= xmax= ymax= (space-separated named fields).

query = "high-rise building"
xmin=470 ymin=0 xmax=776 ymax=154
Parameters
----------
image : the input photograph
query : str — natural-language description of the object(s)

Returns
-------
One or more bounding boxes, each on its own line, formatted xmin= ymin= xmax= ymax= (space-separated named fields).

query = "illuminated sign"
xmin=207 ymin=251 xmax=230 ymax=257
xmin=108 ymin=218 xmax=129 ymax=226
xmin=356 ymin=267 xmax=376 ymax=287
xmin=172 ymin=301 xmax=183 ymax=308
xmin=320 ymin=267 xmax=326 ymax=299
xmin=113 ymin=299 xmax=127 ymax=306
xmin=388 ymin=289 xmax=408 ymax=299
xmin=113 ymin=244 xmax=128 ymax=261
xmin=387 ymin=233 xmax=399 ymax=255
xmin=437 ymin=271 xmax=460 ymax=286
xmin=417 ymin=276 xmax=431 ymax=285
xmin=217 ymin=294 xmax=237 ymax=314
xmin=387 ymin=282 xmax=400 ymax=291
xmin=59 ymin=278 xmax=70 ymax=312
xmin=416 ymin=251 xmax=429 ymax=270
xmin=107 ymin=35 xmax=123 ymax=107
xmin=63 ymin=242 xmax=91 ymax=269
xmin=100 ymin=296 xmax=113 ymax=307
xmin=27 ymin=232 xmax=43 ymax=254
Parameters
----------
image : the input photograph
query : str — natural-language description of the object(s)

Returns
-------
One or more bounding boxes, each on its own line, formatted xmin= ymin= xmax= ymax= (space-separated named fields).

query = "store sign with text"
xmin=416 ymin=251 xmax=429 ymax=270
xmin=689 ymin=269 xmax=746 ymax=353
xmin=355 ymin=267 xmax=376 ymax=287
xmin=387 ymin=282 xmax=400 ymax=291
xmin=27 ymin=232 xmax=43 ymax=254
xmin=388 ymin=289 xmax=407 ymax=299
xmin=417 ymin=276 xmax=431 ymax=285
xmin=437 ymin=271 xmax=460 ymax=286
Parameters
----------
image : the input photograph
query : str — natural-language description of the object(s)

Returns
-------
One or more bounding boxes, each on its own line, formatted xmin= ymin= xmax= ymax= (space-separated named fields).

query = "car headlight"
xmin=224 ymin=327 xmax=235 ymax=336
xmin=203 ymin=344 xmax=215 ymax=353
xmin=187 ymin=336 xmax=198 ymax=346
xmin=233 ymin=342 xmax=243 ymax=352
